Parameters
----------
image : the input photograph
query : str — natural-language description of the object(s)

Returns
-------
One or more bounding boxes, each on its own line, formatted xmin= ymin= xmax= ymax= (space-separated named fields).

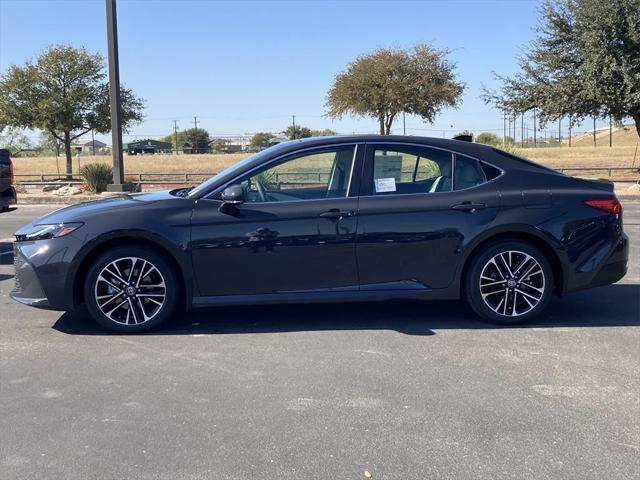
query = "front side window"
xmin=241 ymin=146 xmax=355 ymax=203
xmin=372 ymin=146 xmax=453 ymax=195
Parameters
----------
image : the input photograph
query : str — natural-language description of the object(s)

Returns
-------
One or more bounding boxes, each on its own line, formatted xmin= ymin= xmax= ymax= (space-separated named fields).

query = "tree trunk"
xmin=630 ymin=108 xmax=640 ymax=138
xmin=378 ymin=116 xmax=385 ymax=135
xmin=64 ymin=131 xmax=73 ymax=180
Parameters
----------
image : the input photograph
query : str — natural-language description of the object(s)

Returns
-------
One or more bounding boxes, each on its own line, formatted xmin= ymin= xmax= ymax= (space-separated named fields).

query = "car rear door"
xmin=190 ymin=143 xmax=364 ymax=298
xmin=355 ymin=142 xmax=501 ymax=291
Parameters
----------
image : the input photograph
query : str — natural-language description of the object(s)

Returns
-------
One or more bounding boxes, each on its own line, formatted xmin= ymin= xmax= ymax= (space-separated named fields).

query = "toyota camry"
xmin=11 ymin=136 xmax=628 ymax=332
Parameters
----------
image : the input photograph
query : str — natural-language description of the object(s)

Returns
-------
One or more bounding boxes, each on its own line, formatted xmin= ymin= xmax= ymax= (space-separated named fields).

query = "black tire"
xmin=464 ymin=240 xmax=554 ymax=324
xmin=83 ymin=245 xmax=179 ymax=333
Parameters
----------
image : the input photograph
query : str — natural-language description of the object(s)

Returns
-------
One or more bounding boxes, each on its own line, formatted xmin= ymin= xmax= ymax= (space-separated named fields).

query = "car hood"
xmin=28 ymin=190 xmax=182 ymax=226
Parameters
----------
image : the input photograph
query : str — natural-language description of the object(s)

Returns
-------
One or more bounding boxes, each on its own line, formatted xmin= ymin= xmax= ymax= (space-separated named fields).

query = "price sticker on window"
xmin=374 ymin=177 xmax=396 ymax=193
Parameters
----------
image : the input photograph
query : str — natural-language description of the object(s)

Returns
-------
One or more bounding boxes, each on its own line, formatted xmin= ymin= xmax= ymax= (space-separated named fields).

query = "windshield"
xmin=188 ymin=144 xmax=283 ymax=198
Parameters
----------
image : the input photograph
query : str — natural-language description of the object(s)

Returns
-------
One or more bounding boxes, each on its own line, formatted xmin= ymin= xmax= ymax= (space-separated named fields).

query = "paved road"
xmin=1 ymin=205 xmax=638 ymax=480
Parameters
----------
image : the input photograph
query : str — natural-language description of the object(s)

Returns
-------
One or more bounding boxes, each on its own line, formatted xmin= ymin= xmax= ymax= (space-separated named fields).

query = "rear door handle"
xmin=319 ymin=209 xmax=354 ymax=219
xmin=452 ymin=202 xmax=487 ymax=212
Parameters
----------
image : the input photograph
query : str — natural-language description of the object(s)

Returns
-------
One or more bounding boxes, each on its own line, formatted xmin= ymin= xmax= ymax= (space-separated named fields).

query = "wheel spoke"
xmin=479 ymin=250 xmax=545 ymax=317
xmin=95 ymin=256 xmax=166 ymax=326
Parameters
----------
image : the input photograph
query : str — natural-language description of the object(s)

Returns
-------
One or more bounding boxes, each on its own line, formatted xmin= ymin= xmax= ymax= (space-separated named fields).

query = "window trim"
xmin=362 ymin=141 xmax=504 ymax=198
xmin=206 ymin=143 xmax=362 ymax=205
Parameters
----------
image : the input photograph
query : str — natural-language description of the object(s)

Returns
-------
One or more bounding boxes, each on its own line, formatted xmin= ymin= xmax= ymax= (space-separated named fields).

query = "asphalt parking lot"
xmin=1 ymin=204 xmax=638 ymax=480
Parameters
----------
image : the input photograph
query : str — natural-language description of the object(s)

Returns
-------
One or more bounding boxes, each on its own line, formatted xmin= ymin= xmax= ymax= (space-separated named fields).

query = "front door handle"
xmin=319 ymin=209 xmax=354 ymax=219
xmin=452 ymin=202 xmax=487 ymax=212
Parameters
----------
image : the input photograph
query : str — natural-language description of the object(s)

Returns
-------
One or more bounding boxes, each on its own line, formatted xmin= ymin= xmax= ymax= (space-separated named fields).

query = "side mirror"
xmin=221 ymin=185 xmax=245 ymax=205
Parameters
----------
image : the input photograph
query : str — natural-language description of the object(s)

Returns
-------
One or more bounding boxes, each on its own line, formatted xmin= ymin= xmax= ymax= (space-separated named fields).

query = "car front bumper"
xmin=10 ymin=244 xmax=50 ymax=307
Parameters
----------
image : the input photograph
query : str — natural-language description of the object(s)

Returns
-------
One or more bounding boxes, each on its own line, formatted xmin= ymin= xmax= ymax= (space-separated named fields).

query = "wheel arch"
xmin=458 ymin=225 xmax=566 ymax=295
xmin=70 ymin=231 xmax=192 ymax=310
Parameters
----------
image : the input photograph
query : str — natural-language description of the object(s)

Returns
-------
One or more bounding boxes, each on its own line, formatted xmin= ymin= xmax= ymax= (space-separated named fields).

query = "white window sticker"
xmin=374 ymin=177 xmax=396 ymax=193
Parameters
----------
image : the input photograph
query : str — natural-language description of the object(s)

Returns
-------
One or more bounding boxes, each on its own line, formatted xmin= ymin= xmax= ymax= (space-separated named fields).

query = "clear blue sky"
xmin=1 ymin=0 xmax=586 ymax=143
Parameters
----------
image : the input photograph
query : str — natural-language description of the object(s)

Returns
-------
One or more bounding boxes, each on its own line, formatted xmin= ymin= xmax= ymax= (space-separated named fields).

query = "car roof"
xmin=273 ymin=134 xmax=495 ymax=156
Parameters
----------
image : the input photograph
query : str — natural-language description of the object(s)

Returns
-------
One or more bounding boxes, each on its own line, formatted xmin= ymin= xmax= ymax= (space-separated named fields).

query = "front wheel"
xmin=465 ymin=240 xmax=554 ymax=324
xmin=83 ymin=246 xmax=178 ymax=332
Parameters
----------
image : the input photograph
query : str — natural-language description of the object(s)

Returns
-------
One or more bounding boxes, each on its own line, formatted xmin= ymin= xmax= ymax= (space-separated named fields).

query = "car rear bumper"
xmin=565 ymin=231 xmax=629 ymax=292
xmin=0 ymin=185 xmax=17 ymax=206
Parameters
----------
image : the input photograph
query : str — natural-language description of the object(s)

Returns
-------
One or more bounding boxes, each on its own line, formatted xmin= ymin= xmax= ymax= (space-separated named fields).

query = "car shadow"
xmin=0 ymin=207 xmax=17 ymax=214
xmin=52 ymin=283 xmax=640 ymax=336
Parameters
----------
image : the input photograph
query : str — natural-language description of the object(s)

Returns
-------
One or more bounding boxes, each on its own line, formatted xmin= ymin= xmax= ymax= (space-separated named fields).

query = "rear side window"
xmin=454 ymin=155 xmax=487 ymax=191
xmin=372 ymin=146 xmax=453 ymax=195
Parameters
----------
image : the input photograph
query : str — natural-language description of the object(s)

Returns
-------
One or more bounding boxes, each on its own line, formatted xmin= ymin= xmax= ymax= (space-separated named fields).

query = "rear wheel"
xmin=465 ymin=240 xmax=554 ymax=324
xmin=83 ymin=246 xmax=178 ymax=332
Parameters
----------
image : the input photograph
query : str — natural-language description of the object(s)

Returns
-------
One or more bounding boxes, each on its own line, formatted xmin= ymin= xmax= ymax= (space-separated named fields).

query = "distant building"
xmin=71 ymin=139 xmax=109 ymax=153
xmin=124 ymin=139 xmax=173 ymax=155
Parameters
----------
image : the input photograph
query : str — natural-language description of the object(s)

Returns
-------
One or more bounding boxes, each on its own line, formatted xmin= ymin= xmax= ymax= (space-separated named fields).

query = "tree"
xmin=326 ymin=44 xmax=464 ymax=135
xmin=160 ymin=131 xmax=184 ymax=150
xmin=483 ymin=0 xmax=640 ymax=138
xmin=0 ymin=127 xmax=32 ymax=154
xmin=249 ymin=132 xmax=275 ymax=148
xmin=181 ymin=128 xmax=210 ymax=153
xmin=0 ymin=45 xmax=144 ymax=177
xmin=284 ymin=125 xmax=312 ymax=139
xmin=310 ymin=128 xmax=336 ymax=136
xmin=475 ymin=132 xmax=501 ymax=146
xmin=37 ymin=131 xmax=63 ymax=155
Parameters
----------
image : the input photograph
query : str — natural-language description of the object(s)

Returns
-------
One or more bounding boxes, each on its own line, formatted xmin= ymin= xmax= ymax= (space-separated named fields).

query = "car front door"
xmin=355 ymin=142 xmax=501 ymax=291
xmin=190 ymin=144 xmax=363 ymax=298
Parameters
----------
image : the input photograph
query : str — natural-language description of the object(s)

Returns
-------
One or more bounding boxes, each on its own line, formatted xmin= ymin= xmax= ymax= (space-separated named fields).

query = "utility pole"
xmin=533 ymin=109 xmax=536 ymax=148
xmin=558 ymin=117 xmax=561 ymax=147
xmin=91 ymin=128 xmax=96 ymax=156
xmin=609 ymin=115 xmax=612 ymax=147
xmin=521 ymin=112 xmax=524 ymax=147
xmin=193 ymin=116 xmax=198 ymax=153
xmin=402 ymin=112 xmax=406 ymax=136
xmin=593 ymin=115 xmax=596 ymax=147
xmin=503 ymin=111 xmax=506 ymax=147
xmin=105 ymin=0 xmax=130 ymax=192
xmin=173 ymin=120 xmax=179 ymax=154
xmin=568 ymin=114 xmax=572 ymax=147
xmin=291 ymin=115 xmax=296 ymax=139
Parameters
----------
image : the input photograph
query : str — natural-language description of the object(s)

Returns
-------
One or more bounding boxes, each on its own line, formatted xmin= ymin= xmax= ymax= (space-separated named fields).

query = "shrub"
xmin=475 ymin=132 xmax=500 ymax=146
xmin=80 ymin=162 xmax=113 ymax=193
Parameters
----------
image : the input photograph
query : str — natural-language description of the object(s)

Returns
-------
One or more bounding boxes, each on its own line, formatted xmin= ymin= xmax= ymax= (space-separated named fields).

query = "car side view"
xmin=11 ymin=136 xmax=628 ymax=332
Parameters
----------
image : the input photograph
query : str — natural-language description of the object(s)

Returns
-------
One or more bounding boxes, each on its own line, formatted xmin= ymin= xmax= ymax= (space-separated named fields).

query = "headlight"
xmin=15 ymin=222 xmax=83 ymax=242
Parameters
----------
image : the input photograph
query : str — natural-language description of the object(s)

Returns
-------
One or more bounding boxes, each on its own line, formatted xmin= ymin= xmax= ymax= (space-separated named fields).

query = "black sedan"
xmin=11 ymin=136 xmax=628 ymax=332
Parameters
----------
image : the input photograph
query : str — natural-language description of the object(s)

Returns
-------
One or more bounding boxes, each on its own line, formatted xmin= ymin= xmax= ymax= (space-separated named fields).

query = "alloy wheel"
xmin=94 ymin=257 xmax=166 ymax=325
xmin=479 ymin=250 xmax=545 ymax=317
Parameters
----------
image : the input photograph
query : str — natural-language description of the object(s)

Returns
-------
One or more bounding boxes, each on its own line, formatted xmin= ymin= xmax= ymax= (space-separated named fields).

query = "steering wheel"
xmin=255 ymin=179 xmax=267 ymax=202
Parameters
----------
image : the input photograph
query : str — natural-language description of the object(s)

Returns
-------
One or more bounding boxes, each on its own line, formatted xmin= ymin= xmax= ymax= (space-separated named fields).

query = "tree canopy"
xmin=326 ymin=44 xmax=464 ymax=135
xmin=0 ymin=45 xmax=144 ymax=176
xmin=249 ymin=132 xmax=275 ymax=148
xmin=161 ymin=128 xmax=210 ymax=152
xmin=284 ymin=125 xmax=312 ymax=139
xmin=483 ymin=0 xmax=640 ymax=137
xmin=0 ymin=127 xmax=32 ymax=154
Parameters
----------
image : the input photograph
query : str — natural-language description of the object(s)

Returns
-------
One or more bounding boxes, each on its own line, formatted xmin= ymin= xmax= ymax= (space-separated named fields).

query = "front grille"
xmin=13 ymin=248 xmax=23 ymax=294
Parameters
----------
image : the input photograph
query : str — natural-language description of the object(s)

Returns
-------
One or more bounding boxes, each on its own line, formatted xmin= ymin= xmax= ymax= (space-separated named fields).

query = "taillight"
xmin=9 ymin=161 xmax=14 ymax=184
xmin=583 ymin=198 xmax=622 ymax=214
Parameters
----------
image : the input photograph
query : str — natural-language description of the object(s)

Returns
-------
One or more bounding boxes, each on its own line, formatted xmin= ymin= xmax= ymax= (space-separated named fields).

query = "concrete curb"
xmin=17 ymin=195 xmax=105 ymax=205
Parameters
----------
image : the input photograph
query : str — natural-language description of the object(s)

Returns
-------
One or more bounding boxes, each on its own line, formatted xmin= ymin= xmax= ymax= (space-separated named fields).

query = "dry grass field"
xmin=12 ymin=144 xmax=640 ymax=182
